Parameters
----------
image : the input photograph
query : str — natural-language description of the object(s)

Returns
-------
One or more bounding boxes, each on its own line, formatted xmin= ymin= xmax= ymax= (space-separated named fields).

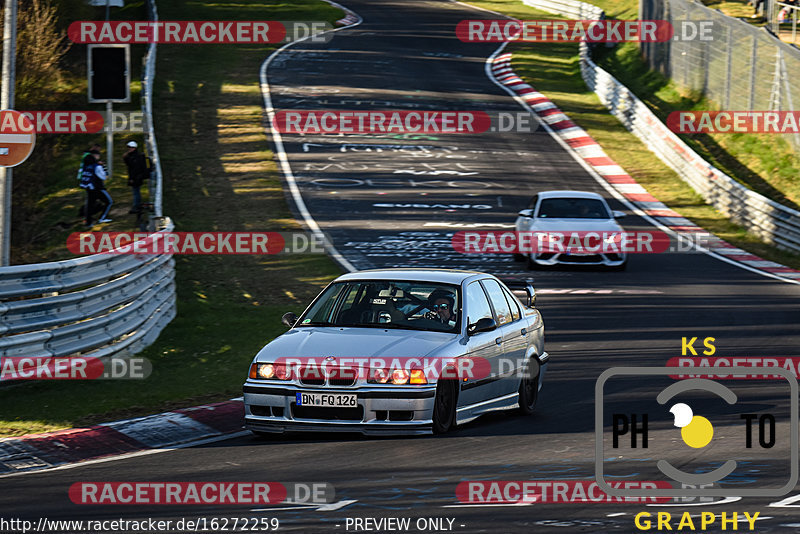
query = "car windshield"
xmin=537 ymin=197 xmax=610 ymax=219
xmin=297 ymin=280 xmax=461 ymax=333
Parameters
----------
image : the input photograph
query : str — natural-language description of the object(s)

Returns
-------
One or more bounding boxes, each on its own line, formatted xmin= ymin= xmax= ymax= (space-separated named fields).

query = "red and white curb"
xmin=335 ymin=13 xmax=359 ymax=26
xmin=490 ymin=53 xmax=800 ymax=282
xmin=0 ymin=399 xmax=245 ymax=475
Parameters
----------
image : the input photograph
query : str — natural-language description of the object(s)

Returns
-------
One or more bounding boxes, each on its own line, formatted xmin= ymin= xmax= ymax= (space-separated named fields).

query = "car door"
xmin=459 ymin=280 xmax=504 ymax=407
xmin=481 ymin=279 xmax=527 ymax=397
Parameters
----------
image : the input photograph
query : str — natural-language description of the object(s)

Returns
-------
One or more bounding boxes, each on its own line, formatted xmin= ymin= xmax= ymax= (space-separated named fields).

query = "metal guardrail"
xmin=0 ymin=223 xmax=177 ymax=362
xmin=0 ymin=0 xmax=176 ymax=369
xmin=518 ymin=0 xmax=800 ymax=253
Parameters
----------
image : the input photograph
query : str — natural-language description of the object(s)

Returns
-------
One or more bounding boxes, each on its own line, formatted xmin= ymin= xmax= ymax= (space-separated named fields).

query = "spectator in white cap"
xmin=123 ymin=140 xmax=148 ymax=214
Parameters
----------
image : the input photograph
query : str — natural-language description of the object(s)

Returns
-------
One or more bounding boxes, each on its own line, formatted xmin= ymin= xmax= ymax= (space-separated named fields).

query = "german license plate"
xmin=295 ymin=392 xmax=357 ymax=407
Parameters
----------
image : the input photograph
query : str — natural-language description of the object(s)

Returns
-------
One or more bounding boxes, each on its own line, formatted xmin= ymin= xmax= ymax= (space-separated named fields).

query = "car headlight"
xmin=259 ymin=364 xmax=275 ymax=379
xmin=392 ymin=369 xmax=409 ymax=385
xmin=368 ymin=367 xmax=427 ymax=385
xmin=369 ymin=368 xmax=390 ymax=384
xmin=249 ymin=363 xmax=290 ymax=380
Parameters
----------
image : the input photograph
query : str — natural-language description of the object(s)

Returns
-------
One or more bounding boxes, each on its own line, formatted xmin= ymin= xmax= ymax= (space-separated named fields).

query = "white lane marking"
xmin=647 ymin=496 xmax=742 ymax=507
xmin=453 ymin=0 xmax=800 ymax=287
xmin=251 ymin=499 xmax=357 ymax=512
xmin=769 ymin=493 xmax=800 ymax=507
xmin=259 ymin=1 xmax=362 ymax=273
xmin=317 ymin=499 xmax=359 ymax=511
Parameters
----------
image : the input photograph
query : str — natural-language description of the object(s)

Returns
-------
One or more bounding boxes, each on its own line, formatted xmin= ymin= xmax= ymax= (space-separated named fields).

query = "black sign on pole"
xmin=88 ymin=44 xmax=131 ymax=103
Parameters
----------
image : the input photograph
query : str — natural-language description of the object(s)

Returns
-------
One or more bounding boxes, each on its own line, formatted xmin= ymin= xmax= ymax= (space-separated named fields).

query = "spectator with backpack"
xmin=122 ymin=140 xmax=149 ymax=214
xmin=77 ymin=143 xmax=102 ymax=218
xmin=79 ymin=149 xmax=113 ymax=227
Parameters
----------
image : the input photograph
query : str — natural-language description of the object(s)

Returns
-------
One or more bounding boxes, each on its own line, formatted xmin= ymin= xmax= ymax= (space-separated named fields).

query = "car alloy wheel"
xmin=432 ymin=379 xmax=457 ymax=434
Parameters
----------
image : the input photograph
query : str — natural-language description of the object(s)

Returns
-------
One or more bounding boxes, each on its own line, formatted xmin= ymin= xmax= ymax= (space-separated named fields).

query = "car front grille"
xmin=328 ymin=377 xmax=357 ymax=386
xmin=298 ymin=366 xmax=357 ymax=387
xmin=300 ymin=376 xmax=326 ymax=386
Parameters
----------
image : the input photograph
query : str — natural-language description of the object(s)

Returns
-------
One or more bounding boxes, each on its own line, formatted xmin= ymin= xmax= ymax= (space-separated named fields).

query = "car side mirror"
xmin=281 ymin=312 xmax=298 ymax=328
xmin=613 ymin=210 xmax=626 ymax=219
xmin=468 ymin=317 xmax=497 ymax=335
xmin=527 ymin=286 xmax=536 ymax=307
xmin=518 ymin=209 xmax=533 ymax=218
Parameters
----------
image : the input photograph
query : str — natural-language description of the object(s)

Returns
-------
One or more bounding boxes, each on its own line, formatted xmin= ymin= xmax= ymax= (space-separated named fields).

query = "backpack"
xmin=79 ymin=160 xmax=96 ymax=190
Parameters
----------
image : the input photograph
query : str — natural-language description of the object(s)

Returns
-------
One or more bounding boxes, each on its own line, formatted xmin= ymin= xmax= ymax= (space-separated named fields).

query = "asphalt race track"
xmin=5 ymin=0 xmax=800 ymax=532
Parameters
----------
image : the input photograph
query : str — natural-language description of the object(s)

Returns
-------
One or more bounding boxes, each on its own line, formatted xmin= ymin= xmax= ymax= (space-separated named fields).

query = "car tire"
xmin=518 ymin=359 xmax=540 ymax=415
xmin=513 ymin=253 xmax=525 ymax=262
xmin=432 ymin=379 xmax=457 ymax=434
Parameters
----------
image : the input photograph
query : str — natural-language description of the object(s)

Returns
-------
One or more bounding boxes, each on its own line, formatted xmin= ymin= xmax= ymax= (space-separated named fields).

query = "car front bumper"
xmin=530 ymin=251 xmax=626 ymax=266
xmin=243 ymin=382 xmax=437 ymax=435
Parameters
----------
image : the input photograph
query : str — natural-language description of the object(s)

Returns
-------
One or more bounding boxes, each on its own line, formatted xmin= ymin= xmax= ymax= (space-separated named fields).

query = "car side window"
xmin=527 ymin=194 xmax=539 ymax=211
xmin=466 ymin=281 xmax=494 ymax=325
xmin=501 ymin=286 xmax=522 ymax=321
xmin=481 ymin=280 xmax=513 ymax=326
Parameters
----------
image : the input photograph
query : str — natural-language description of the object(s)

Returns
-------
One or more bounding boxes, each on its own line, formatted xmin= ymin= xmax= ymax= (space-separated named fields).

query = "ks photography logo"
xmin=594 ymin=367 xmax=798 ymax=497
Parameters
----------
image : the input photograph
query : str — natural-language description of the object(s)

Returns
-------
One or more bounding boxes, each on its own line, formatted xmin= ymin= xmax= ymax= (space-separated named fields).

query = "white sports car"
xmin=514 ymin=190 xmax=628 ymax=270
xmin=243 ymin=269 xmax=548 ymax=436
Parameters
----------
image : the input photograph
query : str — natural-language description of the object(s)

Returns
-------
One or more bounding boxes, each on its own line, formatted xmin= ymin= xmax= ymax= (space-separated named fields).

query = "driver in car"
xmin=426 ymin=290 xmax=456 ymax=326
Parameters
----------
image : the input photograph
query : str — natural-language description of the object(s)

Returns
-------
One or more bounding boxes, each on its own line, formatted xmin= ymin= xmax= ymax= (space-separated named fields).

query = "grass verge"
xmin=11 ymin=0 xmax=155 ymax=264
xmin=0 ymin=0 xmax=344 ymax=437
xmin=464 ymin=0 xmax=800 ymax=269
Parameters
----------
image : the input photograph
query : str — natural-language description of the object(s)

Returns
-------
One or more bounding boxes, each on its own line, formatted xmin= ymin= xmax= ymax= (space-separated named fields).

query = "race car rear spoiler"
xmin=497 ymin=277 xmax=536 ymax=307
